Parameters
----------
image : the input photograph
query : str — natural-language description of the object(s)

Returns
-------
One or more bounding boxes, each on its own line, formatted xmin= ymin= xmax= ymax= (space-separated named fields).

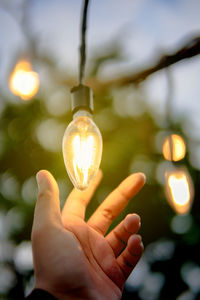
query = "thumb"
xmin=33 ymin=170 xmax=62 ymax=230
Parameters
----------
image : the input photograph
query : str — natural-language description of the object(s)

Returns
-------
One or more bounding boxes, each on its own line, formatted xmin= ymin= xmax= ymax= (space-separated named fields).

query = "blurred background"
xmin=0 ymin=0 xmax=200 ymax=299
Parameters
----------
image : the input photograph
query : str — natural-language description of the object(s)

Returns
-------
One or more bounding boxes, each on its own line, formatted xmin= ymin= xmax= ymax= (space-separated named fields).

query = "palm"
xmin=33 ymin=170 xmax=145 ymax=300
xmin=64 ymin=216 xmax=122 ymax=299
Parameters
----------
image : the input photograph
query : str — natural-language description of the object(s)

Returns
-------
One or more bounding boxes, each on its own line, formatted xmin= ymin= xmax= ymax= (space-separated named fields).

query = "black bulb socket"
xmin=71 ymin=84 xmax=93 ymax=115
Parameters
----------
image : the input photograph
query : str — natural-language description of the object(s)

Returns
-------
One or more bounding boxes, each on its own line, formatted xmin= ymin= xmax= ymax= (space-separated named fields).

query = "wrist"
xmin=26 ymin=289 xmax=57 ymax=299
xmin=35 ymin=284 xmax=101 ymax=300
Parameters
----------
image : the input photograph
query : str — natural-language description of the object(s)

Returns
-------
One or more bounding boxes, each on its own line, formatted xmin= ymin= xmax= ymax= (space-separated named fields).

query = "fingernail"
xmin=137 ymin=214 xmax=141 ymax=224
xmin=139 ymin=173 xmax=146 ymax=182
xmin=36 ymin=171 xmax=43 ymax=187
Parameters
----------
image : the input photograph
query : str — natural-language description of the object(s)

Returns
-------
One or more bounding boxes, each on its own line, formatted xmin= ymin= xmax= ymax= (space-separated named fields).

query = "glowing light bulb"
xmin=165 ymin=168 xmax=194 ymax=215
xmin=162 ymin=134 xmax=186 ymax=162
xmin=62 ymin=111 xmax=102 ymax=190
xmin=62 ymin=85 xmax=102 ymax=190
xmin=9 ymin=60 xmax=39 ymax=100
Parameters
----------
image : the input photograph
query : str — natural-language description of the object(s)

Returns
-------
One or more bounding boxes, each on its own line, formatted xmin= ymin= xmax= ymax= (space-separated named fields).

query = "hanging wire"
xmin=165 ymin=68 xmax=174 ymax=161
xmin=165 ymin=68 xmax=173 ymax=129
xmin=79 ymin=0 xmax=90 ymax=84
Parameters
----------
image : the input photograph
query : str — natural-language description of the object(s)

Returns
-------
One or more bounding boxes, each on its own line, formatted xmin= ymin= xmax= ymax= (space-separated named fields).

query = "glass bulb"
xmin=162 ymin=134 xmax=186 ymax=162
xmin=9 ymin=60 xmax=39 ymax=100
xmin=165 ymin=168 xmax=194 ymax=215
xmin=62 ymin=110 xmax=102 ymax=190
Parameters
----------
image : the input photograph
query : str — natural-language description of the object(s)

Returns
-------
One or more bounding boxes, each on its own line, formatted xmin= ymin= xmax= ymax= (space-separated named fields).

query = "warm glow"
xmin=72 ymin=135 xmax=94 ymax=186
xmin=9 ymin=60 xmax=39 ymax=100
xmin=162 ymin=134 xmax=186 ymax=161
xmin=165 ymin=169 xmax=194 ymax=214
xmin=168 ymin=174 xmax=190 ymax=205
xmin=62 ymin=114 xmax=102 ymax=190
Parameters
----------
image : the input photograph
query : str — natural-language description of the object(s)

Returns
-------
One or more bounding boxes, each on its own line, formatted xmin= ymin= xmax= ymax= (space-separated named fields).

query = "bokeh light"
xmin=0 ymin=172 xmax=20 ymax=201
xmin=181 ymin=262 xmax=200 ymax=293
xmin=176 ymin=290 xmax=195 ymax=300
xmin=0 ymin=240 xmax=15 ymax=262
xmin=138 ymin=272 xmax=165 ymax=300
xmin=45 ymin=88 xmax=70 ymax=116
xmin=14 ymin=241 xmax=33 ymax=274
xmin=0 ymin=265 xmax=16 ymax=293
xmin=165 ymin=168 xmax=194 ymax=215
xmin=36 ymin=119 xmax=65 ymax=152
xmin=162 ymin=134 xmax=186 ymax=162
xmin=21 ymin=177 xmax=38 ymax=205
xmin=9 ymin=60 xmax=39 ymax=100
xmin=5 ymin=207 xmax=24 ymax=237
xmin=170 ymin=214 xmax=193 ymax=234
xmin=145 ymin=239 xmax=175 ymax=263
xmin=126 ymin=258 xmax=149 ymax=291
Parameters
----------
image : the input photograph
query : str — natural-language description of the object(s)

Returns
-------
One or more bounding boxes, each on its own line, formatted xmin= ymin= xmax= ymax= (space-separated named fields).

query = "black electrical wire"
xmin=165 ymin=68 xmax=173 ymax=129
xmin=79 ymin=0 xmax=90 ymax=84
xmin=165 ymin=68 xmax=175 ymax=161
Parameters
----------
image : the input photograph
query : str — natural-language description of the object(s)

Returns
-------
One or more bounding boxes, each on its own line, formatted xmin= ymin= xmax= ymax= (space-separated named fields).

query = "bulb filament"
xmin=72 ymin=134 xmax=94 ymax=186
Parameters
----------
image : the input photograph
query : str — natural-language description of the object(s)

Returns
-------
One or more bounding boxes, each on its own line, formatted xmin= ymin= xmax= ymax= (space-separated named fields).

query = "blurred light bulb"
xmin=62 ymin=110 xmax=102 ymax=190
xmin=162 ymin=134 xmax=186 ymax=161
xmin=165 ymin=168 xmax=194 ymax=215
xmin=9 ymin=60 xmax=39 ymax=100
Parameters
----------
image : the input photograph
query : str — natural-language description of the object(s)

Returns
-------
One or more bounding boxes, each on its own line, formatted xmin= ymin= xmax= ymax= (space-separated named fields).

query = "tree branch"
xmin=86 ymin=35 xmax=200 ymax=91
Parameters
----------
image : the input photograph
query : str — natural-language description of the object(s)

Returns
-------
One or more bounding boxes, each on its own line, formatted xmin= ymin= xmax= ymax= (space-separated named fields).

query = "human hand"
xmin=32 ymin=170 xmax=145 ymax=300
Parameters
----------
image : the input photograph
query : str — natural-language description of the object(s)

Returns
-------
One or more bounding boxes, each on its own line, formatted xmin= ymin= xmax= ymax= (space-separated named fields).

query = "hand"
xmin=32 ymin=170 xmax=145 ymax=300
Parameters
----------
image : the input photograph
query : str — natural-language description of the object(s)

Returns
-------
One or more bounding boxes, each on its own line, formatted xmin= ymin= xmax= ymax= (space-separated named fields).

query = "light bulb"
xmin=162 ymin=134 xmax=186 ymax=162
xmin=62 ymin=85 xmax=102 ymax=190
xmin=62 ymin=110 xmax=102 ymax=190
xmin=9 ymin=60 xmax=39 ymax=100
xmin=165 ymin=168 xmax=194 ymax=215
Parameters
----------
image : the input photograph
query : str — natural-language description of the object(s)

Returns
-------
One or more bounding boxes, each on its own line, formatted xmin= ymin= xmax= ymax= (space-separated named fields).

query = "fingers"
xmin=106 ymin=214 xmax=141 ymax=257
xmin=61 ymin=170 xmax=103 ymax=222
xmin=116 ymin=234 xmax=143 ymax=283
xmin=87 ymin=173 xmax=145 ymax=235
xmin=33 ymin=170 xmax=62 ymax=231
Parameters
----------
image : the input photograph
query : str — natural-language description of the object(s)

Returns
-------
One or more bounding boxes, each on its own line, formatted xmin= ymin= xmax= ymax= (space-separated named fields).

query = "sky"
xmin=0 ymin=0 xmax=200 ymax=149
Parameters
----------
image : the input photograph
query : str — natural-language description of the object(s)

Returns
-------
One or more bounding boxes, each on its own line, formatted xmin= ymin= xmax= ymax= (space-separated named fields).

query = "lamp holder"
xmin=71 ymin=84 xmax=93 ymax=114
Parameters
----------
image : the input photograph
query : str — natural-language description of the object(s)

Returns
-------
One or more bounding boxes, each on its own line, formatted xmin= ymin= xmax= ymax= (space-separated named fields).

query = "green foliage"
xmin=0 ymin=54 xmax=200 ymax=300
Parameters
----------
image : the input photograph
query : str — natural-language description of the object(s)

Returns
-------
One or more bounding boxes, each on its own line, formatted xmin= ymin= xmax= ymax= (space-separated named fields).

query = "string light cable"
xmin=163 ymin=68 xmax=194 ymax=214
xmin=62 ymin=0 xmax=103 ymax=190
xmin=79 ymin=0 xmax=89 ymax=85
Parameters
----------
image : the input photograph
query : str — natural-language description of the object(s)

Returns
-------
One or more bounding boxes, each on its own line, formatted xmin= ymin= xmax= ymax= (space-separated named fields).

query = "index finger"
xmin=62 ymin=170 xmax=103 ymax=223
xmin=87 ymin=173 xmax=146 ymax=235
